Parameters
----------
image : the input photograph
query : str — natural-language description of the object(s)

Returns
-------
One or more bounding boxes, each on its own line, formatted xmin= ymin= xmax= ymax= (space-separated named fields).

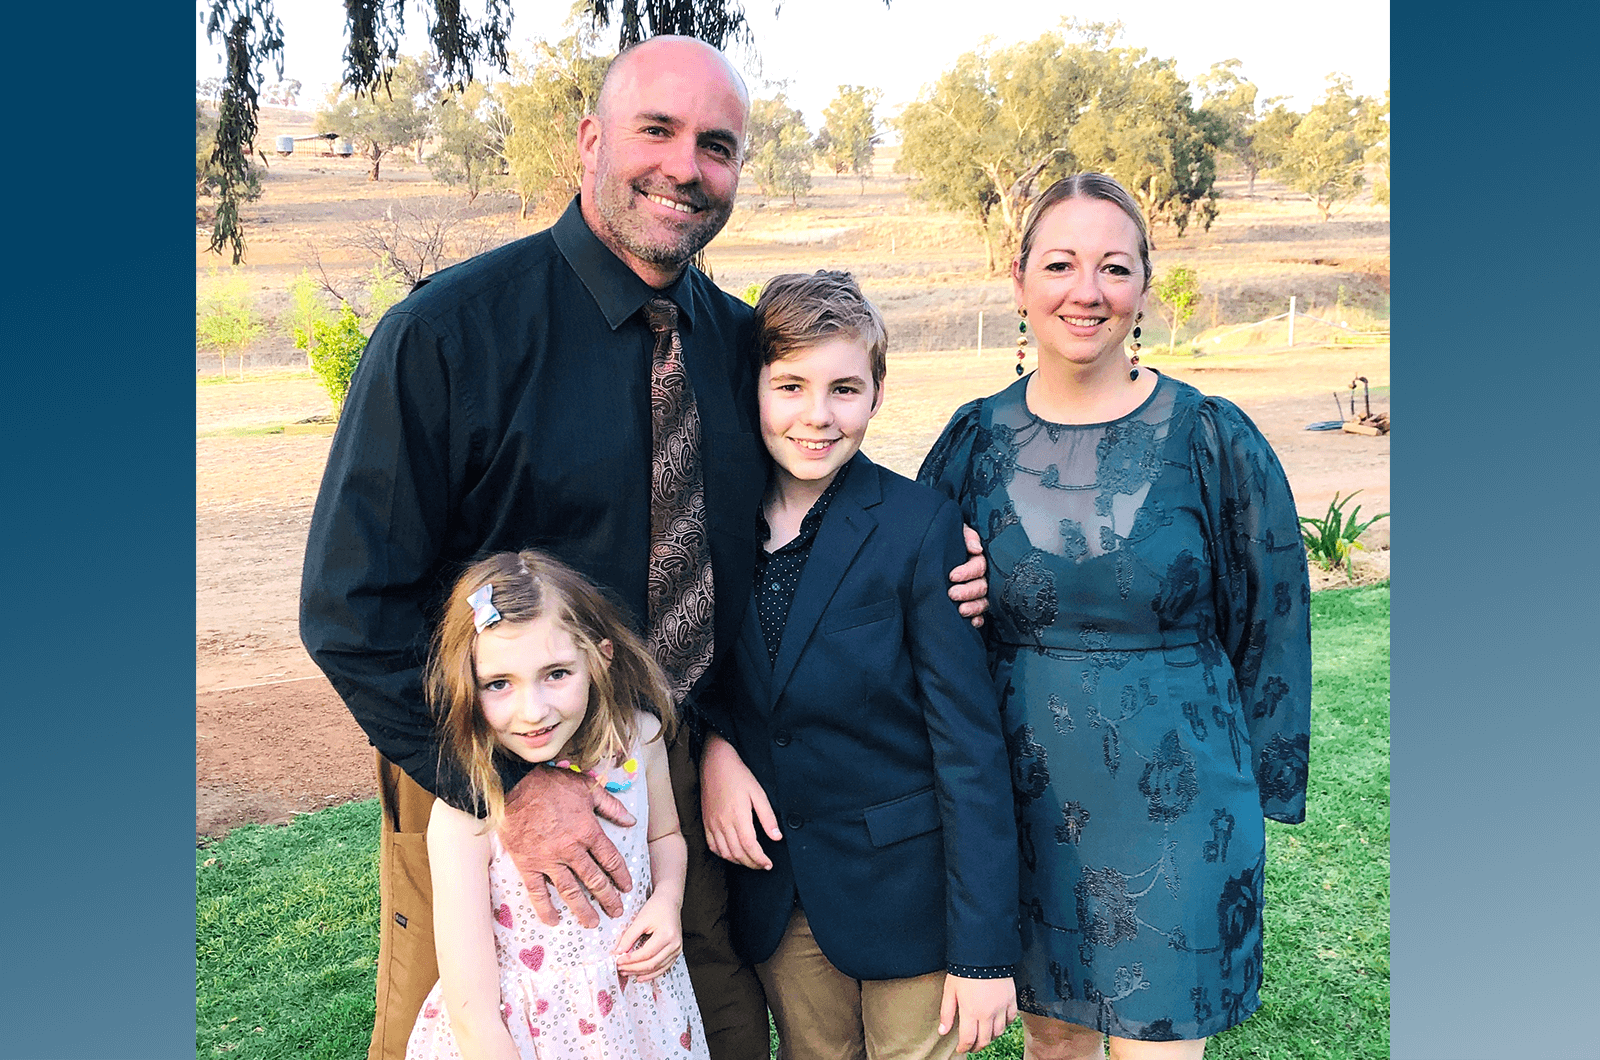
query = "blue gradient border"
xmin=0 ymin=7 xmax=196 ymax=1058
xmin=1392 ymin=5 xmax=1600 ymax=1058
xmin=6 ymin=4 xmax=1596 ymax=1058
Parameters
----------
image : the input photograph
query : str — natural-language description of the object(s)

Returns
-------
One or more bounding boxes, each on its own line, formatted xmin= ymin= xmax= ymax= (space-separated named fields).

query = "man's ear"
xmin=577 ymin=113 xmax=602 ymax=174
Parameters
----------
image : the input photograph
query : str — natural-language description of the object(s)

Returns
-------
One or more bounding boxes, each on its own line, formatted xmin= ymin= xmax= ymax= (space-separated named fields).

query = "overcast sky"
xmin=196 ymin=0 xmax=1390 ymax=127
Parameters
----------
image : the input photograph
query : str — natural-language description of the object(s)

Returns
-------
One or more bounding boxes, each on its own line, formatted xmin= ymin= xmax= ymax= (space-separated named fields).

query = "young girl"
xmin=406 ymin=550 xmax=710 ymax=1060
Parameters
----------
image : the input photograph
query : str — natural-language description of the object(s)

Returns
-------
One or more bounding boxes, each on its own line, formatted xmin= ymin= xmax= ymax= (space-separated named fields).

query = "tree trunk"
xmin=369 ymin=145 xmax=382 ymax=181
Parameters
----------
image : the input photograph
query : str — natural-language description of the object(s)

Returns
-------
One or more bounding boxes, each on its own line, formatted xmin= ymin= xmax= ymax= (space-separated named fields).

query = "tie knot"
xmin=644 ymin=297 xmax=679 ymax=334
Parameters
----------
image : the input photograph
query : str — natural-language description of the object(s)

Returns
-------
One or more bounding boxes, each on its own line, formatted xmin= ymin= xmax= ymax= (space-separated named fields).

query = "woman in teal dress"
xmin=919 ymin=174 xmax=1311 ymax=1060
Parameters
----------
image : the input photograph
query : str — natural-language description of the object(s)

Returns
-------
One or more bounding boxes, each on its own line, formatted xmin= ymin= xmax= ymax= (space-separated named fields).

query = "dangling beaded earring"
xmin=1016 ymin=308 xmax=1028 ymax=377
xmin=1129 ymin=311 xmax=1143 ymax=381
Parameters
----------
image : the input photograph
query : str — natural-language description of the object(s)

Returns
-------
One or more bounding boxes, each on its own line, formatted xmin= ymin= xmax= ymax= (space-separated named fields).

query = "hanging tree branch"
xmin=202 ymin=0 xmax=284 ymax=264
xmin=201 ymin=0 xmax=891 ymax=262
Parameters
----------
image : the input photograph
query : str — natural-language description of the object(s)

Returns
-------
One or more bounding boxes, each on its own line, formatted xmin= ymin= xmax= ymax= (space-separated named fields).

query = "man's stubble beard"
xmin=591 ymin=144 xmax=735 ymax=271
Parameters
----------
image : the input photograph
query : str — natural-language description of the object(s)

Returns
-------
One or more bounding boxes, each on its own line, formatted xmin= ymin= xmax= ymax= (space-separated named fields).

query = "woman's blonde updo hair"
xmin=1016 ymin=173 xmax=1153 ymax=291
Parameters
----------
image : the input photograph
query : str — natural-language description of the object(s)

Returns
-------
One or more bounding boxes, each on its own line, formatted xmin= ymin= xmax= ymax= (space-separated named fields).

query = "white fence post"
xmin=1287 ymin=296 xmax=1296 ymax=347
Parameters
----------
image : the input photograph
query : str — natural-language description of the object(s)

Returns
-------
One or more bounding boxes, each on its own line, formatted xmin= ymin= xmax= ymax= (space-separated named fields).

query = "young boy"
xmin=698 ymin=271 xmax=1019 ymax=1059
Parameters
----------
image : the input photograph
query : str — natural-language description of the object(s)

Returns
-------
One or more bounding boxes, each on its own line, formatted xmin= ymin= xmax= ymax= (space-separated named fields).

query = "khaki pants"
xmin=757 ymin=909 xmax=961 ymax=1060
xmin=367 ymin=747 xmax=770 ymax=1060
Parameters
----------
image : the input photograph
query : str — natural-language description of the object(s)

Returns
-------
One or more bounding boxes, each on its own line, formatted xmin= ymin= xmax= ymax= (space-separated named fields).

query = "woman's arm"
xmin=1197 ymin=398 xmax=1314 ymax=824
xmin=427 ymin=799 xmax=521 ymax=1060
xmin=615 ymin=717 xmax=688 ymax=981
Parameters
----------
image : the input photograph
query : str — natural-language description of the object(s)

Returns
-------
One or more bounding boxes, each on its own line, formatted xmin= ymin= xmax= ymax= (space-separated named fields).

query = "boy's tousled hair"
xmin=753 ymin=270 xmax=888 ymax=391
xmin=426 ymin=549 xmax=675 ymax=831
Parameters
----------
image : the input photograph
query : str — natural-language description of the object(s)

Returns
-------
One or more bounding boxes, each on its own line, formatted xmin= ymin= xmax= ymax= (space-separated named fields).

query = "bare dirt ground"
xmin=197 ymin=121 xmax=1390 ymax=840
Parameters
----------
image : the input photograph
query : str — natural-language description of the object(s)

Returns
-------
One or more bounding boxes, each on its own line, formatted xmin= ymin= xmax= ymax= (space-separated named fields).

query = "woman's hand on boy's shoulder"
xmin=501 ymin=767 xmax=636 ymax=928
xmin=948 ymin=524 xmax=990 ymax=627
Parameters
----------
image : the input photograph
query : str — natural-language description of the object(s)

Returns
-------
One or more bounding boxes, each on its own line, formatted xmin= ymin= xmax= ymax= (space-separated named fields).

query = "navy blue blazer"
xmin=702 ymin=453 xmax=1020 ymax=981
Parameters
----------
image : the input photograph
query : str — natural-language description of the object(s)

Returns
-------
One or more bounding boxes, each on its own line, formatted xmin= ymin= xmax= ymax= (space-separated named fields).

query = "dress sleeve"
xmin=915 ymin=399 xmax=986 ymax=526
xmin=1193 ymin=397 xmax=1312 ymax=825
xmin=299 ymin=307 xmax=473 ymax=808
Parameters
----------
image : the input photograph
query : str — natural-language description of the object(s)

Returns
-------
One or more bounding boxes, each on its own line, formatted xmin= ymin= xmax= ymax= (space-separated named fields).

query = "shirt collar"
xmin=759 ymin=461 xmax=853 ymax=553
xmin=551 ymin=195 xmax=704 ymax=333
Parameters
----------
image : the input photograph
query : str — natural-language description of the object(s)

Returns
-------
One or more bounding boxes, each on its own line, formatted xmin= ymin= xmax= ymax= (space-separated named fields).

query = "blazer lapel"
xmin=768 ymin=456 xmax=882 ymax=705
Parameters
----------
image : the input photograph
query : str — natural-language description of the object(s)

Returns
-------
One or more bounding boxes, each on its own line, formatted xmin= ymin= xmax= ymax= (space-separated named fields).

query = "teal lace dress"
xmin=919 ymin=372 xmax=1311 ymax=1041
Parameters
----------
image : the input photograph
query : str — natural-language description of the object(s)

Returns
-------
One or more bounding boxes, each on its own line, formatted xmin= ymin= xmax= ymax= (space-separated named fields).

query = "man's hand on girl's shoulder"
xmin=501 ymin=766 xmax=635 ymax=928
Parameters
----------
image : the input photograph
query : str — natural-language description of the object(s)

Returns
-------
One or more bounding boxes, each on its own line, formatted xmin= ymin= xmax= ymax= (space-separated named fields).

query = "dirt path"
xmin=195 ymin=346 xmax=1388 ymax=840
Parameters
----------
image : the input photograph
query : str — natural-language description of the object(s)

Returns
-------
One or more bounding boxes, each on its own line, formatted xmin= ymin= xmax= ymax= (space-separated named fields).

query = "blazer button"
xmin=774 ymin=729 xmax=792 ymax=747
xmin=784 ymin=811 xmax=804 ymax=830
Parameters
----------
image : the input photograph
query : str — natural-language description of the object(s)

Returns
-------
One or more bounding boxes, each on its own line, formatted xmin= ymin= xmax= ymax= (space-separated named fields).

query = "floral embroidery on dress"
xmin=1055 ymin=800 xmax=1091 ymax=845
xmin=1139 ymin=731 xmax=1200 ymax=823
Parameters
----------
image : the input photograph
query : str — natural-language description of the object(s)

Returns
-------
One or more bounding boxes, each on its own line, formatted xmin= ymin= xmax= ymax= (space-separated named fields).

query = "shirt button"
xmin=774 ymin=730 xmax=792 ymax=747
xmin=784 ymin=811 xmax=804 ymax=830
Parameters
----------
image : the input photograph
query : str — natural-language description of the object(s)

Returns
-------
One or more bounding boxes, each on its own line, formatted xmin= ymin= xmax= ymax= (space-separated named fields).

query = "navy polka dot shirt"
xmin=753 ymin=464 xmax=852 ymax=667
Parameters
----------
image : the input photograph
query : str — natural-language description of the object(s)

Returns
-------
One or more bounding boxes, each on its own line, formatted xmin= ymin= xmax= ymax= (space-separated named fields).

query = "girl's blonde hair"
xmin=426 ymin=549 xmax=676 ymax=830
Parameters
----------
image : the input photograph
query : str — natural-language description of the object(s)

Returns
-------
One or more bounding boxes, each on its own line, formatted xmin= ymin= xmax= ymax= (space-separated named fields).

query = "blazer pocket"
xmin=862 ymin=786 xmax=941 ymax=848
xmin=822 ymin=598 xmax=899 ymax=635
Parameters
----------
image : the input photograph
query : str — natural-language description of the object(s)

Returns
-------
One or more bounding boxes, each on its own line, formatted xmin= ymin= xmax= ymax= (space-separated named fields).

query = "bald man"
xmin=302 ymin=36 xmax=984 ymax=1060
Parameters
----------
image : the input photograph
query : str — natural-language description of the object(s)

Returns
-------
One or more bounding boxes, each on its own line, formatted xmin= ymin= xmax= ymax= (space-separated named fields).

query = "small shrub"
xmin=285 ymin=270 xmax=335 ymax=368
xmin=1300 ymin=490 xmax=1388 ymax=575
xmin=740 ymin=281 xmax=763 ymax=307
xmin=301 ymin=304 xmax=367 ymax=419
xmin=196 ymin=267 xmax=264 ymax=379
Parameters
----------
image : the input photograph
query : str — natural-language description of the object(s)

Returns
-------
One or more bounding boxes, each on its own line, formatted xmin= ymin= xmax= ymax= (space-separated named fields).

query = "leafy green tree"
xmin=196 ymin=268 xmax=265 ymax=379
xmin=428 ymin=81 xmax=495 ymax=201
xmin=898 ymin=23 xmax=1221 ymax=269
xmin=1359 ymin=85 xmax=1390 ymax=207
xmin=897 ymin=31 xmax=1097 ymax=272
xmin=1066 ymin=48 xmax=1221 ymax=238
xmin=1151 ymin=264 xmax=1200 ymax=352
xmin=1269 ymin=74 xmax=1369 ymax=221
xmin=747 ymin=95 xmax=814 ymax=204
xmin=489 ymin=35 xmax=610 ymax=219
xmin=1196 ymin=60 xmax=1266 ymax=193
xmin=316 ymin=54 xmax=435 ymax=181
xmin=820 ymin=85 xmax=882 ymax=194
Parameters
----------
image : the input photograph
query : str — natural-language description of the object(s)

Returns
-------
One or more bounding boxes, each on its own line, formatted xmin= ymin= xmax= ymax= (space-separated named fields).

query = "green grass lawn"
xmin=198 ymin=584 xmax=1388 ymax=1059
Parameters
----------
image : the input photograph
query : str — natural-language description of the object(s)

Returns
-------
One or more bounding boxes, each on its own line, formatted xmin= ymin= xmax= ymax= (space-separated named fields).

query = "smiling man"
xmin=301 ymin=36 xmax=776 ymax=1060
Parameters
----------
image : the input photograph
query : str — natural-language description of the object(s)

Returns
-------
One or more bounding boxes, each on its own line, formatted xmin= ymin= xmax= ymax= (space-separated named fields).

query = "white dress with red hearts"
xmin=405 ymin=732 xmax=709 ymax=1060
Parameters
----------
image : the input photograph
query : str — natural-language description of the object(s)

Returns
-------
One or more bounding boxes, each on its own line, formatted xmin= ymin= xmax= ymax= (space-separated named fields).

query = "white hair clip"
xmin=467 ymin=584 xmax=501 ymax=633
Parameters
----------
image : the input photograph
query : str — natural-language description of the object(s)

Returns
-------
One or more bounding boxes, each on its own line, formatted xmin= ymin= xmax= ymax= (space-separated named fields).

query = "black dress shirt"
xmin=752 ymin=464 xmax=851 ymax=667
xmin=300 ymin=197 xmax=766 ymax=809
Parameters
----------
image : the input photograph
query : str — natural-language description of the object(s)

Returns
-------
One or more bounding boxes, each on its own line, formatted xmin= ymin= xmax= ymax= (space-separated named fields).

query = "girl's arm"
xmin=614 ymin=716 xmax=687 ymax=981
xmin=427 ymin=798 xmax=521 ymax=1060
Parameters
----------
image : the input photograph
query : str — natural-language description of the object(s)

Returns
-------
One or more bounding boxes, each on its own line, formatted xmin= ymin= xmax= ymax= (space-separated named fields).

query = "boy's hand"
xmin=613 ymin=891 xmax=683 ymax=982
xmin=938 ymin=974 xmax=1017 ymax=1054
xmin=701 ymin=734 xmax=782 ymax=870
xmin=948 ymin=525 xmax=989 ymax=627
